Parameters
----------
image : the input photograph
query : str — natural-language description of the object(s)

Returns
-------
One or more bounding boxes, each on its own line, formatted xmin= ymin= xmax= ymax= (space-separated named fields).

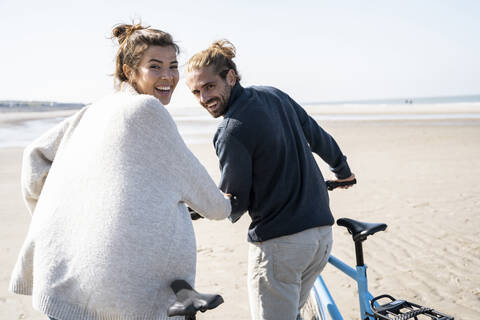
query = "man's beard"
xmin=202 ymin=84 xmax=232 ymax=118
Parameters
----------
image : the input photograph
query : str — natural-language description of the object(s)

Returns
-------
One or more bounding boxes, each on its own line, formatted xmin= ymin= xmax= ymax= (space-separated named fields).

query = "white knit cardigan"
xmin=9 ymin=83 xmax=231 ymax=320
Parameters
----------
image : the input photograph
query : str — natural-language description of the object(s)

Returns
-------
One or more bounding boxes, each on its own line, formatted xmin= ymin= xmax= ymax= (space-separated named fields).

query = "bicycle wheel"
xmin=299 ymin=290 xmax=323 ymax=320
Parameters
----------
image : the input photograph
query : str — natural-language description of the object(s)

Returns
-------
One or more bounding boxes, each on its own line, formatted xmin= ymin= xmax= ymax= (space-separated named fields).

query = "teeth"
xmin=207 ymin=101 xmax=217 ymax=107
xmin=156 ymin=86 xmax=170 ymax=91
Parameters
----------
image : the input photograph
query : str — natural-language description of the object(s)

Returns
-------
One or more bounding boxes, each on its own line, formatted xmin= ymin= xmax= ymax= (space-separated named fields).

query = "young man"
xmin=186 ymin=40 xmax=355 ymax=320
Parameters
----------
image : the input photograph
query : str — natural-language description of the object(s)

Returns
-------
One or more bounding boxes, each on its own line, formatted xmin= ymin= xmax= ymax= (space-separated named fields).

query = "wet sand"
xmin=1 ymin=115 xmax=479 ymax=319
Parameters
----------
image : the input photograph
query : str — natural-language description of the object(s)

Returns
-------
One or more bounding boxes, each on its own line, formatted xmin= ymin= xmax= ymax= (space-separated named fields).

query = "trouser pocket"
xmin=272 ymin=242 xmax=317 ymax=284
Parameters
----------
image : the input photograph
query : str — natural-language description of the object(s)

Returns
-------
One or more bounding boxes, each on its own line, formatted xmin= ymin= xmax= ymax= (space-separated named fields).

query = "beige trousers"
xmin=247 ymin=226 xmax=333 ymax=320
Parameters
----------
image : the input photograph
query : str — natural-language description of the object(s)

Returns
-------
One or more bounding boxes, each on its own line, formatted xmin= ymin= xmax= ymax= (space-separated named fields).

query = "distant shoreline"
xmin=2 ymin=94 xmax=480 ymax=111
xmin=0 ymin=110 xmax=79 ymax=126
xmin=0 ymin=100 xmax=84 ymax=110
xmin=303 ymin=102 xmax=480 ymax=116
xmin=304 ymin=94 xmax=480 ymax=105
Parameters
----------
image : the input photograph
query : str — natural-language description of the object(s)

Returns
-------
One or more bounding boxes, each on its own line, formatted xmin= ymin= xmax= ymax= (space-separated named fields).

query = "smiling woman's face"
xmin=126 ymin=45 xmax=179 ymax=105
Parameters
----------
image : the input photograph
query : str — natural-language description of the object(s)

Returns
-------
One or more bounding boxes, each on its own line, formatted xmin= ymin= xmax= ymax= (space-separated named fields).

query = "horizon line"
xmin=1 ymin=93 xmax=480 ymax=106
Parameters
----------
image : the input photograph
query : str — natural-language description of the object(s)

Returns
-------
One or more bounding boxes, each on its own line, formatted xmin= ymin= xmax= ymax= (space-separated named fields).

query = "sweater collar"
xmin=119 ymin=82 xmax=139 ymax=96
xmin=224 ymin=82 xmax=244 ymax=117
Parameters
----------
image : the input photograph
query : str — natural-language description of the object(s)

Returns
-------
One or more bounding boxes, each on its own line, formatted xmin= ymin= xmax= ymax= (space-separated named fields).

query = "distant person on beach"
xmin=9 ymin=23 xmax=231 ymax=320
xmin=186 ymin=40 xmax=355 ymax=320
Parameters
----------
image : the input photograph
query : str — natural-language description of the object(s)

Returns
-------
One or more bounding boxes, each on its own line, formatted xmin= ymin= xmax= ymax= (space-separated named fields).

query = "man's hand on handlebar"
xmin=326 ymin=174 xmax=356 ymax=191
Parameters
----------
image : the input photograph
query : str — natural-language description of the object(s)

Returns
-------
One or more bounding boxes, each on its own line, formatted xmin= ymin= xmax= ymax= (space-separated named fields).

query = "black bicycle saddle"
xmin=337 ymin=218 xmax=387 ymax=242
xmin=167 ymin=280 xmax=224 ymax=317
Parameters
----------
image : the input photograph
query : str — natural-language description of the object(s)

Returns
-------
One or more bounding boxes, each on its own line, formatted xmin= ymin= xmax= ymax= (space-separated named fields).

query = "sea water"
xmin=0 ymin=117 xmax=66 ymax=148
xmin=1 ymin=97 xmax=480 ymax=148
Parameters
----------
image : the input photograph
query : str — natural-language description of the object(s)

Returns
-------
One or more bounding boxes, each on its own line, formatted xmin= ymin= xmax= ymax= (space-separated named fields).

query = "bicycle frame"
xmin=311 ymin=255 xmax=377 ymax=320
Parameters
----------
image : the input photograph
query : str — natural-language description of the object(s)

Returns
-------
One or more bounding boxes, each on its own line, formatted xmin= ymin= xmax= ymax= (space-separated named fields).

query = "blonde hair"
xmin=186 ymin=40 xmax=241 ymax=81
xmin=111 ymin=22 xmax=179 ymax=88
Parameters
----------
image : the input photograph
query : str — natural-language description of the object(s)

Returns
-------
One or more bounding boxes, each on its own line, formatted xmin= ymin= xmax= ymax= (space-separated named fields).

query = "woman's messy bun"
xmin=111 ymin=23 xmax=147 ymax=46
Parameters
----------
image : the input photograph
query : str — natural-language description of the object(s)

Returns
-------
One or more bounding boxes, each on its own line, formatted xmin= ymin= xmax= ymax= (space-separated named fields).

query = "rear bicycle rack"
xmin=371 ymin=294 xmax=454 ymax=320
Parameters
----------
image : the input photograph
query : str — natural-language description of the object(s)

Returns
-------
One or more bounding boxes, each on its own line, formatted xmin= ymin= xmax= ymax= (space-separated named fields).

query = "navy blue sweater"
xmin=214 ymin=83 xmax=351 ymax=242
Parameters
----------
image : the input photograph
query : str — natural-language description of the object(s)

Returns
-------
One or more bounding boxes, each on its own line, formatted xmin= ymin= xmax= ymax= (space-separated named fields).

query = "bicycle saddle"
xmin=167 ymin=280 xmax=224 ymax=317
xmin=337 ymin=218 xmax=387 ymax=242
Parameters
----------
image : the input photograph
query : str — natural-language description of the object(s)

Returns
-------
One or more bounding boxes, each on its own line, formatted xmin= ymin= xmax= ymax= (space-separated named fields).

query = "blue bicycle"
xmin=299 ymin=216 xmax=454 ymax=320
xmin=170 ymin=179 xmax=454 ymax=319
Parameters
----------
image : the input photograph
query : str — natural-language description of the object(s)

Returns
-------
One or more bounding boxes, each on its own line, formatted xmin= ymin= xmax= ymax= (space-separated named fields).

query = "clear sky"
xmin=1 ymin=0 xmax=479 ymax=107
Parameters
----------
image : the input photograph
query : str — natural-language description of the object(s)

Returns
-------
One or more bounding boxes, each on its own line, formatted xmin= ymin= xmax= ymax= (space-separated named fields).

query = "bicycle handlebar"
xmin=325 ymin=178 xmax=357 ymax=191
xmin=188 ymin=207 xmax=204 ymax=220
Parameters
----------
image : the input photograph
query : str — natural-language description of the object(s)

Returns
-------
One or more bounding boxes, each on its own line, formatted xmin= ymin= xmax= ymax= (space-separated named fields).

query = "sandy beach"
xmin=1 ymin=111 xmax=479 ymax=319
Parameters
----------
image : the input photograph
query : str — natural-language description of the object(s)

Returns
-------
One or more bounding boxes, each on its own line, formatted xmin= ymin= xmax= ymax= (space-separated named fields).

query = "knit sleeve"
xmin=215 ymin=134 xmax=252 ymax=223
xmin=171 ymin=124 xmax=232 ymax=220
xmin=21 ymin=118 xmax=70 ymax=214
xmin=21 ymin=107 xmax=88 ymax=214
xmin=288 ymin=95 xmax=352 ymax=179
xmin=180 ymin=153 xmax=232 ymax=221
xmin=126 ymin=96 xmax=231 ymax=220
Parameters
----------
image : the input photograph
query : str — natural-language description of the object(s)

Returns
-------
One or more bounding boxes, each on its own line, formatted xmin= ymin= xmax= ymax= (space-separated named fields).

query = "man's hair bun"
xmin=209 ymin=40 xmax=236 ymax=60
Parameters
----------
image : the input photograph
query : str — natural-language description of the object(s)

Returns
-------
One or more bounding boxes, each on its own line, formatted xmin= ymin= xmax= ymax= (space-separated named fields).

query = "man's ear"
xmin=226 ymin=69 xmax=237 ymax=87
xmin=122 ymin=64 xmax=133 ymax=81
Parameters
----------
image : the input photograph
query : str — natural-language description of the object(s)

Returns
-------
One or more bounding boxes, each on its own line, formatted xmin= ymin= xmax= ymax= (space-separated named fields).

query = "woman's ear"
xmin=122 ymin=64 xmax=133 ymax=81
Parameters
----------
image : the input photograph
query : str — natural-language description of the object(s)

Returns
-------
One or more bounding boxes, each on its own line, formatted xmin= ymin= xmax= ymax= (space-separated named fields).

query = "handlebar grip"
xmin=326 ymin=178 xmax=357 ymax=191
xmin=188 ymin=207 xmax=204 ymax=220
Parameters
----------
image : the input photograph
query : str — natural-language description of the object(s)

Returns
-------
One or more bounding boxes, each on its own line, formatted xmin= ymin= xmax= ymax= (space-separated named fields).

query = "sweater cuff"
xmin=9 ymin=279 xmax=33 ymax=295
xmin=330 ymin=156 xmax=352 ymax=179
xmin=228 ymin=211 xmax=246 ymax=223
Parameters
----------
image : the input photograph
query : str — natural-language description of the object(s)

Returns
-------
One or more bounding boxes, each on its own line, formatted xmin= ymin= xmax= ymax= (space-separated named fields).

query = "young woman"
xmin=9 ymin=24 xmax=231 ymax=320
